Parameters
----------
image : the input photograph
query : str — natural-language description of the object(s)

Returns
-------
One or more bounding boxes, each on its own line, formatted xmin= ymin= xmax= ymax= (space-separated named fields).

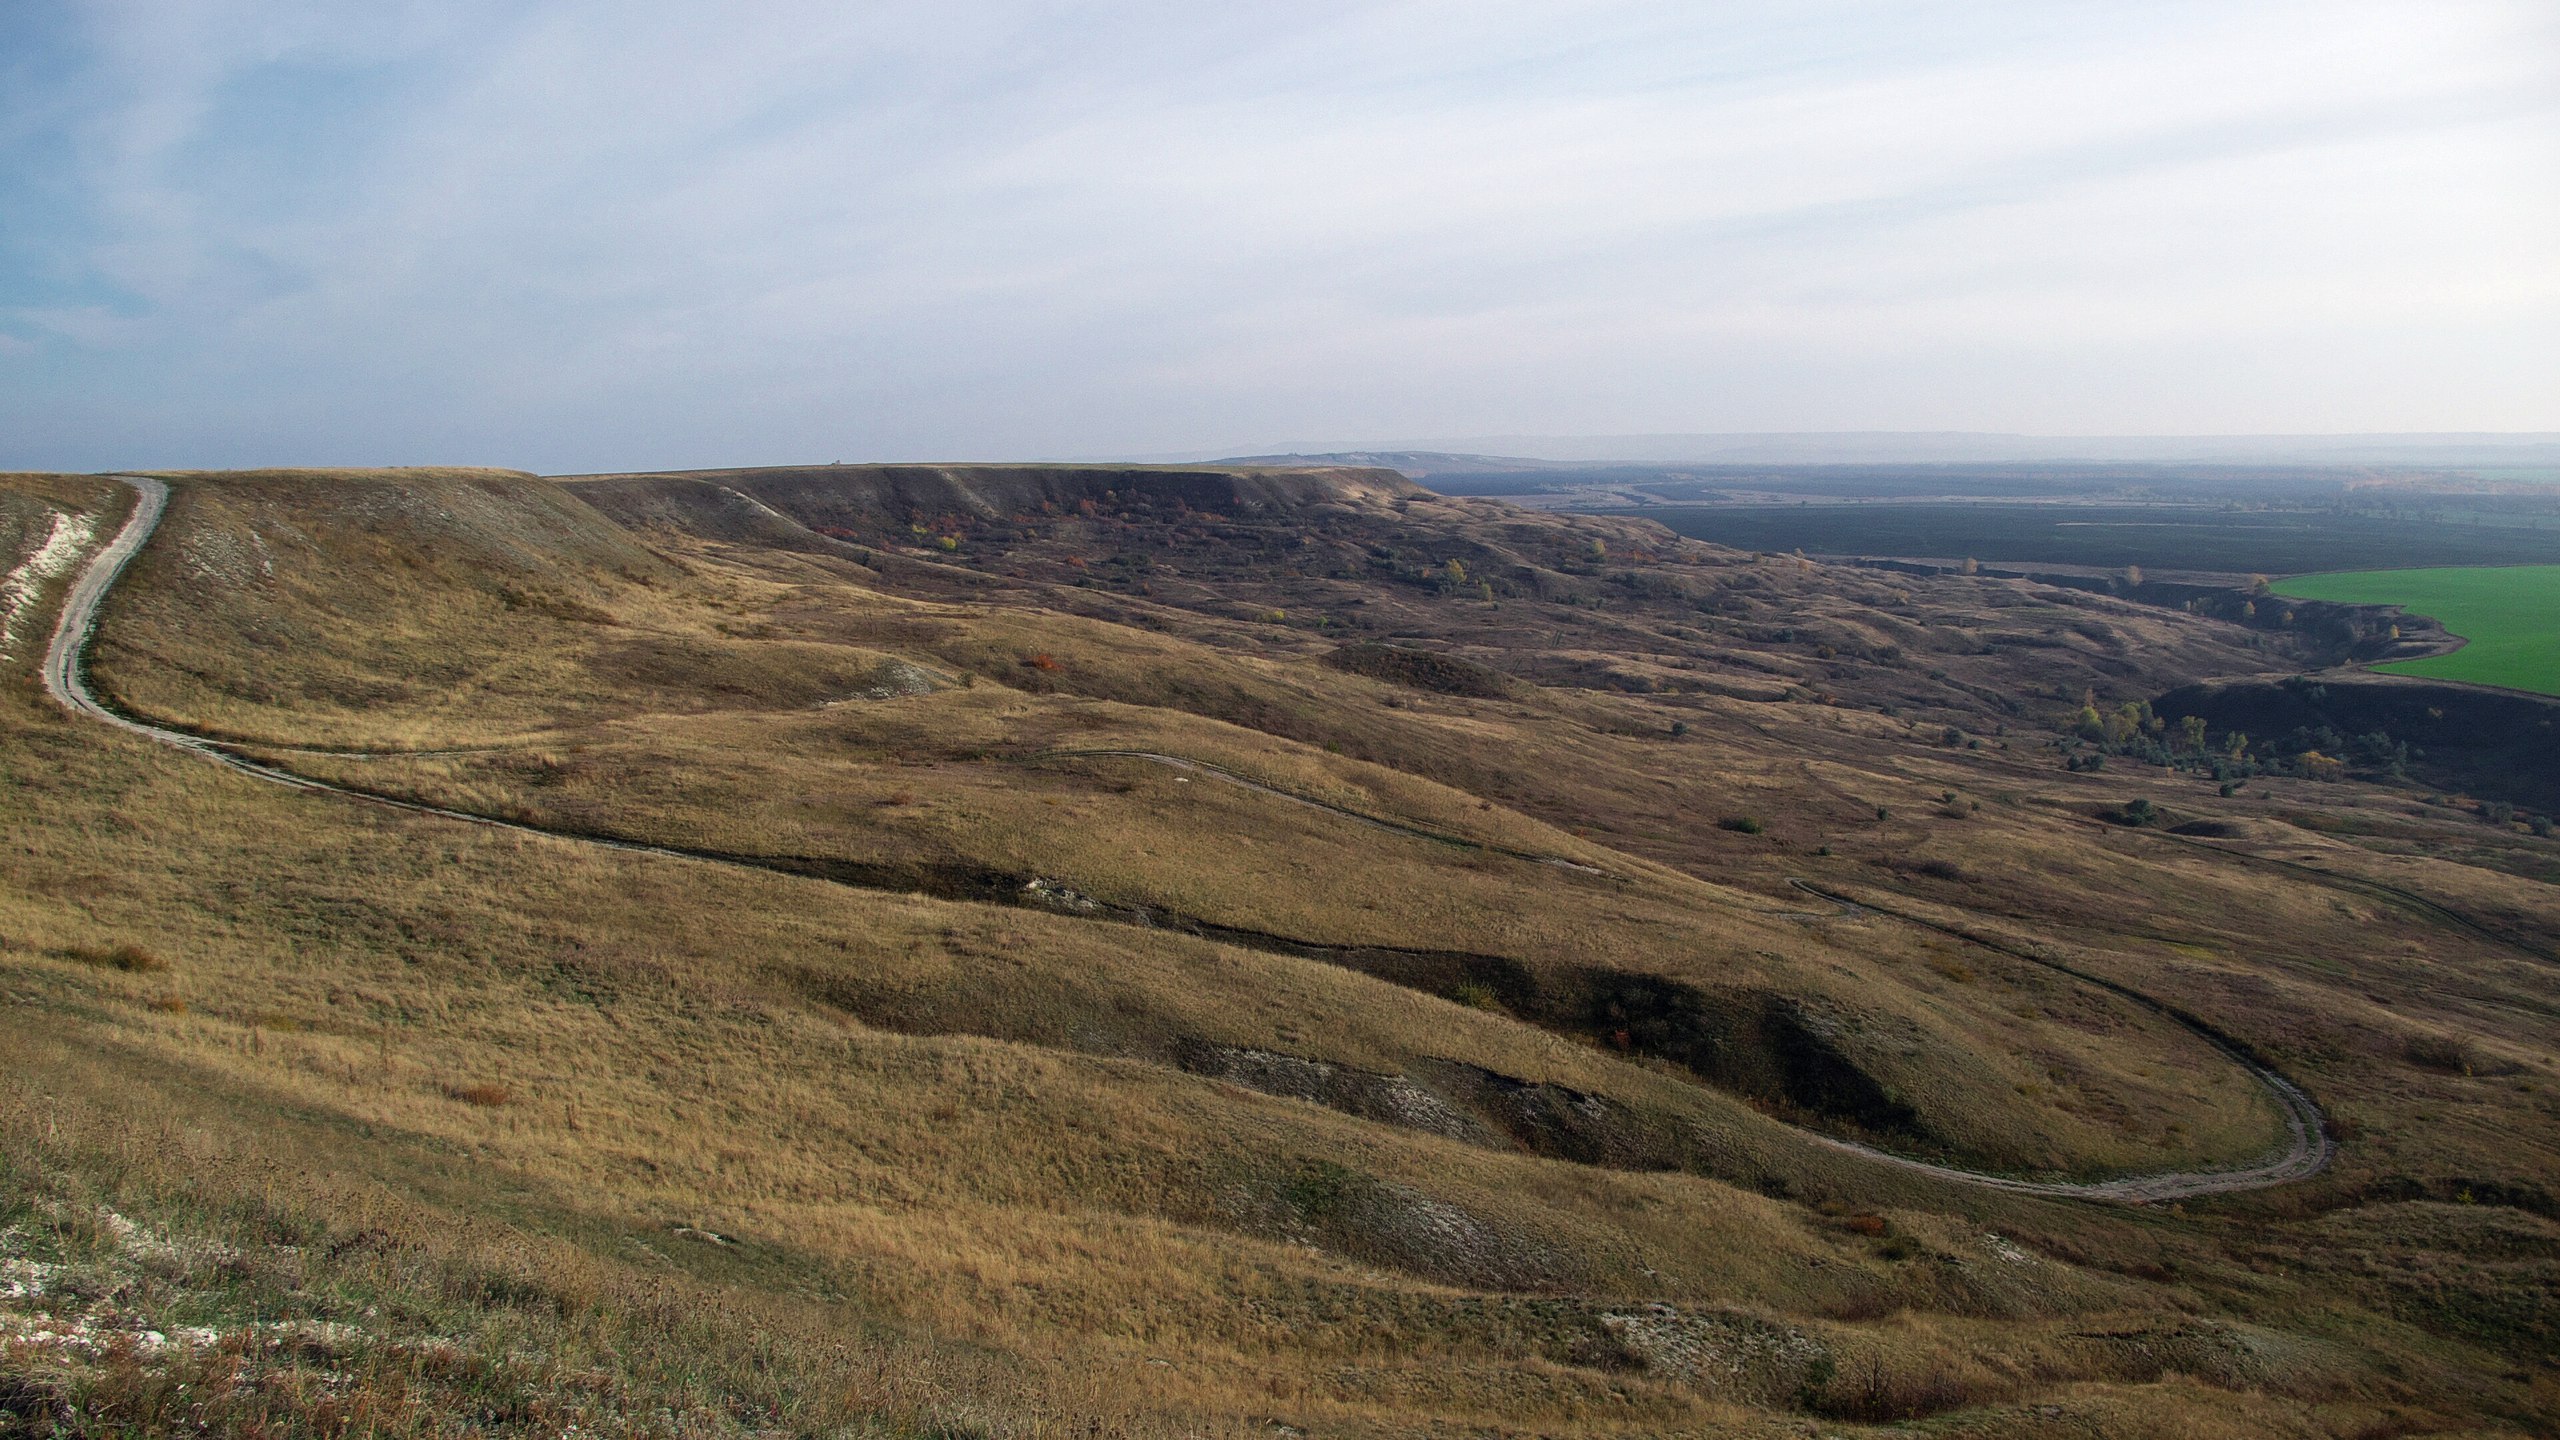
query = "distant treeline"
xmin=2152 ymin=675 xmax=2560 ymax=816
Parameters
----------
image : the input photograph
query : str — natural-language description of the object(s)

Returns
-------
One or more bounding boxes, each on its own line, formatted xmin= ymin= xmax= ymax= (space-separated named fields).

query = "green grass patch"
xmin=2274 ymin=565 xmax=2560 ymax=697
xmin=1647 ymin=504 xmax=2560 ymax=573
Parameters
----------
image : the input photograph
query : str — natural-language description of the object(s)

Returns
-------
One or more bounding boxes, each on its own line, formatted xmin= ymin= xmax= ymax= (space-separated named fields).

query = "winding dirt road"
xmin=42 ymin=474 xmax=2332 ymax=1204
xmin=1041 ymin=751 xmax=2334 ymax=1202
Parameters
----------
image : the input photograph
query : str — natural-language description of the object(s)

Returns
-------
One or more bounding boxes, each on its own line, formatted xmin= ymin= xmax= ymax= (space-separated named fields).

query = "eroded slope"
xmin=5 ymin=466 xmax=2555 ymax=1437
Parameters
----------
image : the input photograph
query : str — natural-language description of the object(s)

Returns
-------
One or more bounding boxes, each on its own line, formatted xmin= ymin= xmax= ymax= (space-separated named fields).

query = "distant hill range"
xmin=1214 ymin=450 xmax=1582 ymax=478
xmin=1218 ymin=433 xmax=2560 ymax=470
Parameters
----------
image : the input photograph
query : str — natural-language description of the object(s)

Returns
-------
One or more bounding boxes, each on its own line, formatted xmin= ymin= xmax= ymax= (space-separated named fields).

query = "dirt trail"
xmin=43 ymin=474 xmax=2331 ymax=1205
xmin=1045 ymin=751 xmax=2334 ymax=1202
xmin=1777 ymin=880 xmax=2332 ymax=1201
xmin=1036 ymin=748 xmax=1607 ymax=873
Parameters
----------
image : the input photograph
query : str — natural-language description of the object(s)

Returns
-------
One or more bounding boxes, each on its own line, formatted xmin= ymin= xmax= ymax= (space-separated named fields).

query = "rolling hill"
xmin=2 ymin=464 xmax=2554 ymax=1438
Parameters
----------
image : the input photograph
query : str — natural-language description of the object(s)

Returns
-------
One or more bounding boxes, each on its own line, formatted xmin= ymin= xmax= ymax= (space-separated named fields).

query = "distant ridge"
xmin=1201 ymin=432 xmax=2560 ymax=468
xmin=1213 ymin=450 xmax=1574 ymax=476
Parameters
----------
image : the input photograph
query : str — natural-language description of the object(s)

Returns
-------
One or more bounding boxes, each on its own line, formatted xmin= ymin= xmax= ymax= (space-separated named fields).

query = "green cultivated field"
xmin=1645 ymin=503 xmax=2560 ymax=574
xmin=2276 ymin=564 xmax=2560 ymax=696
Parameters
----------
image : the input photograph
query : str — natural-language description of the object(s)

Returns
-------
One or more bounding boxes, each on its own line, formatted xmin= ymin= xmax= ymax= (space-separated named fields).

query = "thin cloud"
xmin=2 ymin=0 xmax=2553 ymax=470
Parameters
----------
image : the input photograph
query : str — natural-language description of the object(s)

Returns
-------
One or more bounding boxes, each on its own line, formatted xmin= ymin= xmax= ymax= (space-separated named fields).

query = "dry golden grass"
xmin=93 ymin=472 xmax=2300 ymax=1178
xmin=2 ymin=467 xmax=2553 ymax=1436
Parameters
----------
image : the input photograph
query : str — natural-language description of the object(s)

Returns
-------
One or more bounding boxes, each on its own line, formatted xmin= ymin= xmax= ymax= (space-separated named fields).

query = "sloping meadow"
xmin=1 ymin=467 xmax=2551 ymax=1436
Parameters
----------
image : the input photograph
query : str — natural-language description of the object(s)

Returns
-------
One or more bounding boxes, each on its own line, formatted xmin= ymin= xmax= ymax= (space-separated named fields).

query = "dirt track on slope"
xmin=42 ymin=474 xmax=2331 ymax=1205
xmin=1037 ymin=750 xmax=2334 ymax=1202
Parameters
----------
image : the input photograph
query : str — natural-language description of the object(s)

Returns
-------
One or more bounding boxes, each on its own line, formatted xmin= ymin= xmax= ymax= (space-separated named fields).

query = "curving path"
xmin=44 ymin=474 xmax=2331 ymax=1204
xmin=1041 ymin=751 xmax=2334 ymax=1201
xmin=44 ymin=477 xmax=744 ymax=857
xmin=1778 ymin=880 xmax=2331 ymax=1200
xmin=1035 ymin=748 xmax=1608 ymax=873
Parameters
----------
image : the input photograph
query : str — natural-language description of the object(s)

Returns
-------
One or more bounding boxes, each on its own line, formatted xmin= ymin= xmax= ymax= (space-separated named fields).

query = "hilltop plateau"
xmin=1 ymin=464 xmax=2554 ymax=1438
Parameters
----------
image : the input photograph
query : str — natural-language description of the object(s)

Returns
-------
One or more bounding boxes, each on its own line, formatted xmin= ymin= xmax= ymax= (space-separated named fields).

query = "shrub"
xmin=62 ymin=943 xmax=166 ymax=973
xmin=1322 ymin=643 xmax=1512 ymax=697
xmin=2119 ymin=798 xmax=2157 ymax=826
xmin=1282 ymin=1160 xmax=1359 ymax=1220
xmin=1811 ymin=1352 xmax=1981 ymax=1422
xmin=2403 ymin=1034 xmax=2477 ymax=1075
xmin=1719 ymin=816 xmax=1765 ymax=834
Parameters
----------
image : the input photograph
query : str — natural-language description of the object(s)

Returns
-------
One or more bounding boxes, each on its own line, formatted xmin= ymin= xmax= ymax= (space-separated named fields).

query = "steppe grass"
xmin=11 ymin=689 xmax=2386 ymax=1436
xmin=88 ymin=470 xmax=2305 ymax=1178
xmin=8 ymin=469 xmax=2557 ymax=1434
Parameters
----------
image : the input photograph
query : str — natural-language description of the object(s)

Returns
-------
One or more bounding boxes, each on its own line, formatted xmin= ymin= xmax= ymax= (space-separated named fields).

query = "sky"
xmin=3 ymin=0 xmax=2555 ymax=472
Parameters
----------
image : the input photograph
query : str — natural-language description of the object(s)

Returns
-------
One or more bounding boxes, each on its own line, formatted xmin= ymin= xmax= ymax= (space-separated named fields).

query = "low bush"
xmin=1320 ymin=642 xmax=1514 ymax=698
xmin=2403 ymin=1034 xmax=2477 ymax=1075
xmin=60 ymin=943 xmax=166 ymax=973
xmin=1809 ymin=1351 xmax=1990 ymax=1422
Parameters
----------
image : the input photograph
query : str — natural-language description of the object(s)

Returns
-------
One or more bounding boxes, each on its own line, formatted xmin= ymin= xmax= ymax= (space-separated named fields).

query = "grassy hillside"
xmin=4 ymin=466 xmax=2556 ymax=1436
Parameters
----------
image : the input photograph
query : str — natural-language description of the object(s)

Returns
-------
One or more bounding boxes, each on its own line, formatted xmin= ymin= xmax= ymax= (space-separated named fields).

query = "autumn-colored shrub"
xmin=62 ymin=943 xmax=166 ymax=973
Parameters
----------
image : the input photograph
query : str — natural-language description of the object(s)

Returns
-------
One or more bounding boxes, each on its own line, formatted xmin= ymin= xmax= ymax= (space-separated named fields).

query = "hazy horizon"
xmin=1192 ymin=431 xmax=2560 ymax=469
xmin=6 ymin=1 xmax=2555 ymax=473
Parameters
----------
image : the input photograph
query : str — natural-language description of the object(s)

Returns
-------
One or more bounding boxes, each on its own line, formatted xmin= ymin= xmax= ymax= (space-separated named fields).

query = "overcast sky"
xmin=4 ymin=0 xmax=2555 ymax=472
